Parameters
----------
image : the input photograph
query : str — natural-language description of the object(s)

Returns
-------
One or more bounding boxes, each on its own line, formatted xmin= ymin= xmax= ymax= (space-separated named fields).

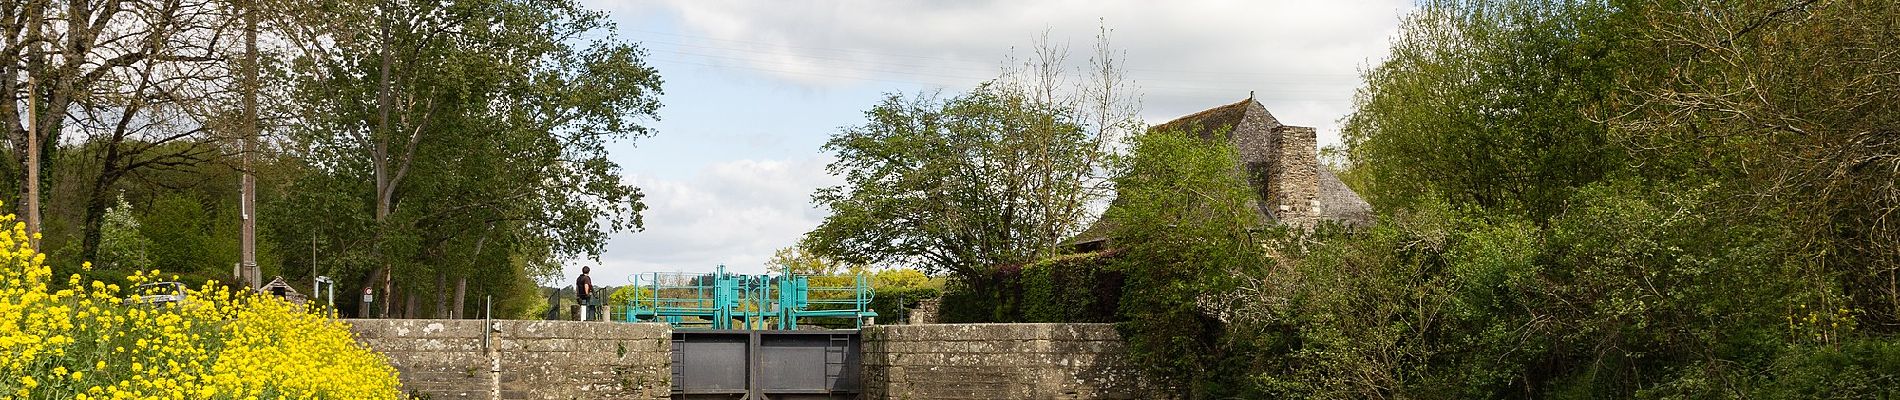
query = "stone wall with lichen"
xmin=346 ymin=319 xmax=670 ymax=400
xmin=860 ymin=323 xmax=1165 ymax=399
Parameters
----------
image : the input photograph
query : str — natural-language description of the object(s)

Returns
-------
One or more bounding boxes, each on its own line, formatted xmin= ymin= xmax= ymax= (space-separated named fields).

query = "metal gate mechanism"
xmin=623 ymin=266 xmax=878 ymax=330
xmin=622 ymin=266 xmax=874 ymax=399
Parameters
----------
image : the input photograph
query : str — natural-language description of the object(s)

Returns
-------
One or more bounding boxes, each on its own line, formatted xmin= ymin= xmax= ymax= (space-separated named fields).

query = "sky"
xmin=565 ymin=0 xmax=1416 ymax=285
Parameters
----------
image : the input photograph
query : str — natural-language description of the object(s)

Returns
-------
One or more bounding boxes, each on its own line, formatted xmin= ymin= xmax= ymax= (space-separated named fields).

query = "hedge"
xmin=940 ymin=250 xmax=1123 ymax=323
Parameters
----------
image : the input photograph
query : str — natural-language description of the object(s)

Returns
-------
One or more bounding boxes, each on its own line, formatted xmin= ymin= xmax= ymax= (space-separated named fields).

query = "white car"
xmin=130 ymin=282 xmax=187 ymax=306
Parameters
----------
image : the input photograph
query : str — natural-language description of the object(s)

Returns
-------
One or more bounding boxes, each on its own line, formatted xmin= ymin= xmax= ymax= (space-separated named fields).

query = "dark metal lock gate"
xmin=671 ymin=330 xmax=861 ymax=399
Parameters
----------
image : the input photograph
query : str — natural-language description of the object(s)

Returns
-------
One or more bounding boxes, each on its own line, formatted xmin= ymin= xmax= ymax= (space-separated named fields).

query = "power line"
xmin=628 ymin=29 xmax=1363 ymax=80
xmin=648 ymin=44 xmax=1358 ymax=90
xmin=649 ymin=55 xmax=1354 ymax=101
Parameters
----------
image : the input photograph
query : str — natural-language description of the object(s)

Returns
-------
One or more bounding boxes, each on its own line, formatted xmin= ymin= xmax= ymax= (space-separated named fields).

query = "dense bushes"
xmin=1215 ymin=0 xmax=1900 ymax=397
xmin=0 ymin=211 xmax=402 ymax=399
xmin=935 ymin=1 xmax=1900 ymax=397
xmin=1021 ymin=252 xmax=1124 ymax=323
xmin=939 ymin=251 xmax=1123 ymax=324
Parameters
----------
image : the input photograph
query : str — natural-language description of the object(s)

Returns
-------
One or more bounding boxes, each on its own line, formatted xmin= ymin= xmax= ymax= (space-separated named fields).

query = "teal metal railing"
xmin=622 ymin=265 xmax=877 ymax=330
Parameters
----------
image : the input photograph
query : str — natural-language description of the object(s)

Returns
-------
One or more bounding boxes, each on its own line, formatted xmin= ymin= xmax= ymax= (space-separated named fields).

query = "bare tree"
xmin=3 ymin=0 xmax=245 ymax=255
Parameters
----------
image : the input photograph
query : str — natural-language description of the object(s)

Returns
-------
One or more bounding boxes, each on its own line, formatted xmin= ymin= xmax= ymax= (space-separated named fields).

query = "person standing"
xmin=576 ymin=266 xmax=594 ymax=321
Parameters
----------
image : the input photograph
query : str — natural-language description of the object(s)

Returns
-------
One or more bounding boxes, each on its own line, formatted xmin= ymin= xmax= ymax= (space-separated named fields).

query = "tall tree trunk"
xmin=78 ymin=174 xmax=116 ymax=263
xmin=434 ymin=272 xmax=447 ymax=318
xmin=387 ymin=284 xmax=403 ymax=318
xmin=453 ymin=277 xmax=467 ymax=319
xmin=364 ymin=11 xmax=397 ymax=319
xmin=404 ymin=288 xmax=419 ymax=319
xmin=453 ymin=222 xmax=495 ymax=319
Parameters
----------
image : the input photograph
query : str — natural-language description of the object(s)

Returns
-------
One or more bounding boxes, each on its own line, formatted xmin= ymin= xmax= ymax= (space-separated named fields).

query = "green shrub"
xmin=1020 ymin=252 xmax=1122 ymax=323
xmin=1749 ymin=339 xmax=1900 ymax=398
xmin=936 ymin=251 xmax=1121 ymax=323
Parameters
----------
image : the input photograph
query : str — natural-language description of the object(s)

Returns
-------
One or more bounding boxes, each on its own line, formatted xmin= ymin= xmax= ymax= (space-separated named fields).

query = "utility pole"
xmin=22 ymin=14 xmax=42 ymax=248
xmin=24 ymin=77 xmax=39 ymax=248
xmin=238 ymin=0 xmax=261 ymax=289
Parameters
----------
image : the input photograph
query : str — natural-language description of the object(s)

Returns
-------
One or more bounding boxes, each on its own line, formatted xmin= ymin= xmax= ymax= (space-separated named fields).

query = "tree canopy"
xmin=0 ymin=0 xmax=662 ymax=319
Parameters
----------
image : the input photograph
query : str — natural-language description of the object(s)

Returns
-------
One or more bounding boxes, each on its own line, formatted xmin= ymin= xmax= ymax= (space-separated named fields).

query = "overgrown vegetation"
xmin=903 ymin=1 xmax=1900 ymax=398
xmin=1096 ymin=0 xmax=1900 ymax=398
xmin=937 ymin=251 xmax=1122 ymax=324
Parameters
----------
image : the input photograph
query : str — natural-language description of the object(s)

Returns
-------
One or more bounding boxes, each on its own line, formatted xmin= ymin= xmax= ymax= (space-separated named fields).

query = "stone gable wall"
xmin=347 ymin=319 xmax=670 ymax=400
xmin=861 ymin=323 xmax=1167 ymax=399
xmin=1231 ymin=101 xmax=1281 ymax=167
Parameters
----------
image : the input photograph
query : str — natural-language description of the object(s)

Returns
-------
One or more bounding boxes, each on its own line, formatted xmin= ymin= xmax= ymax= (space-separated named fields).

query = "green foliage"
xmin=766 ymin=245 xmax=854 ymax=275
xmin=936 ymin=251 xmax=1122 ymax=324
xmin=1103 ymin=128 xmax=1266 ymax=397
xmin=1748 ymin=338 xmax=1900 ymax=399
xmin=1606 ymin=0 xmax=1900 ymax=329
xmin=605 ymin=284 xmax=649 ymax=311
xmin=275 ymin=0 xmax=661 ymax=317
xmin=1342 ymin=0 xmax=1626 ymax=222
xmin=1233 ymin=180 xmax=1813 ymax=398
xmin=1206 ymin=0 xmax=1900 ymax=397
xmin=864 ymin=268 xmax=945 ymax=324
xmin=937 ymin=279 xmax=1002 ymax=324
xmin=806 ymin=82 xmax=1099 ymax=280
xmin=1020 ymin=252 xmax=1123 ymax=323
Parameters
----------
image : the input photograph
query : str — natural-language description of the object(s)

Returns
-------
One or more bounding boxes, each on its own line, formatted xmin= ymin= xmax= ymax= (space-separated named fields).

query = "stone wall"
xmin=1231 ymin=99 xmax=1284 ymax=168
xmin=861 ymin=323 xmax=1163 ymax=399
xmin=908 ymin=298 xmax=940 ymax=325
xmin=346 ymin=319 xmax=670 ymax=400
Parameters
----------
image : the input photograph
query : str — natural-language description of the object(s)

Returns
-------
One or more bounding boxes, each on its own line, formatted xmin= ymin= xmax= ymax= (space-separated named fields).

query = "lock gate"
xmin=671 ymin=330 xmax=862 ymax=399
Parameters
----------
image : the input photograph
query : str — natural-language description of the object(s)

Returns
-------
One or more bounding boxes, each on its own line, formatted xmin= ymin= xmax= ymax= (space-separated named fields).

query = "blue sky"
xmin=567 ymin=0 xmax=1415 ymax=285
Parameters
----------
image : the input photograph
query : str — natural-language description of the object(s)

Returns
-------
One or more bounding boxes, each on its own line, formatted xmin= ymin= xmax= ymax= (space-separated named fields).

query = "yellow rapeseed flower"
xmin=0 ymin=204 xmax=400 ymax=400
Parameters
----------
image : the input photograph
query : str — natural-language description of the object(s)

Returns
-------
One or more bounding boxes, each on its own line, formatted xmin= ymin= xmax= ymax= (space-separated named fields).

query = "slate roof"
xmin=1316 ymin=168 xmax=1374 ymax=225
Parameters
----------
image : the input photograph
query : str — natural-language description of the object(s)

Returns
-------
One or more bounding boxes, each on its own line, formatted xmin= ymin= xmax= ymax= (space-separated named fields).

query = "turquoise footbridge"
xmin=622 ymin=265 xmax=878 ymax=330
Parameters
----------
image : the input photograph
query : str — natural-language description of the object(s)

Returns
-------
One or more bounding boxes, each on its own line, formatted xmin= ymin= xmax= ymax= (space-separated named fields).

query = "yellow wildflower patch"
xmin=0 ymin=209 xmax=401 ymax=399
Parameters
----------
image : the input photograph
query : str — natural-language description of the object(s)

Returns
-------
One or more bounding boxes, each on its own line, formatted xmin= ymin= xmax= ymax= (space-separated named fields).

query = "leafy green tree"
xmin=1342 ymin=0 xmax=1627 ymax=223
xmin=1608 ymin=0 xmax=1900 ymax=330
xmin=140 ymin=192 xmax=233 ymax=278
xmin=806 ymin=31 xmax=1137 ymax=288
xmin=277 ymin=0 xmax=661 ymax=318
xmin=766 ymin=245 xmax=851 ymax=275
xmin=807 ymin=83 xmax=1093 ymax=283
xmin=1104 ymin=128 xmax=1266 ymax=398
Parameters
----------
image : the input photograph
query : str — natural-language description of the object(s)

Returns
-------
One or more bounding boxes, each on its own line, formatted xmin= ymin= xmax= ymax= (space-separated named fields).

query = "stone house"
xmin=1070 ymin=95 xmax=1373 ymax=251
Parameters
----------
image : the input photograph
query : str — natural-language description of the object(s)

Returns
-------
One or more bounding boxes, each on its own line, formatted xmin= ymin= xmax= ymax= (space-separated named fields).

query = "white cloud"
xmin=566 ymin=0 xmax=1417 ymax=285
xmin=572 ymin=157 xmax=842 ymax=285
xmin=612 ymin=0 xmax=1413 ymax=146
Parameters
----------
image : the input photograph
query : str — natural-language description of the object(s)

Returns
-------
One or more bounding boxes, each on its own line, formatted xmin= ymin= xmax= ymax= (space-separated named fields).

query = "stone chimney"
xmin=1266 ymin=125 xmax=1320 ymax=227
